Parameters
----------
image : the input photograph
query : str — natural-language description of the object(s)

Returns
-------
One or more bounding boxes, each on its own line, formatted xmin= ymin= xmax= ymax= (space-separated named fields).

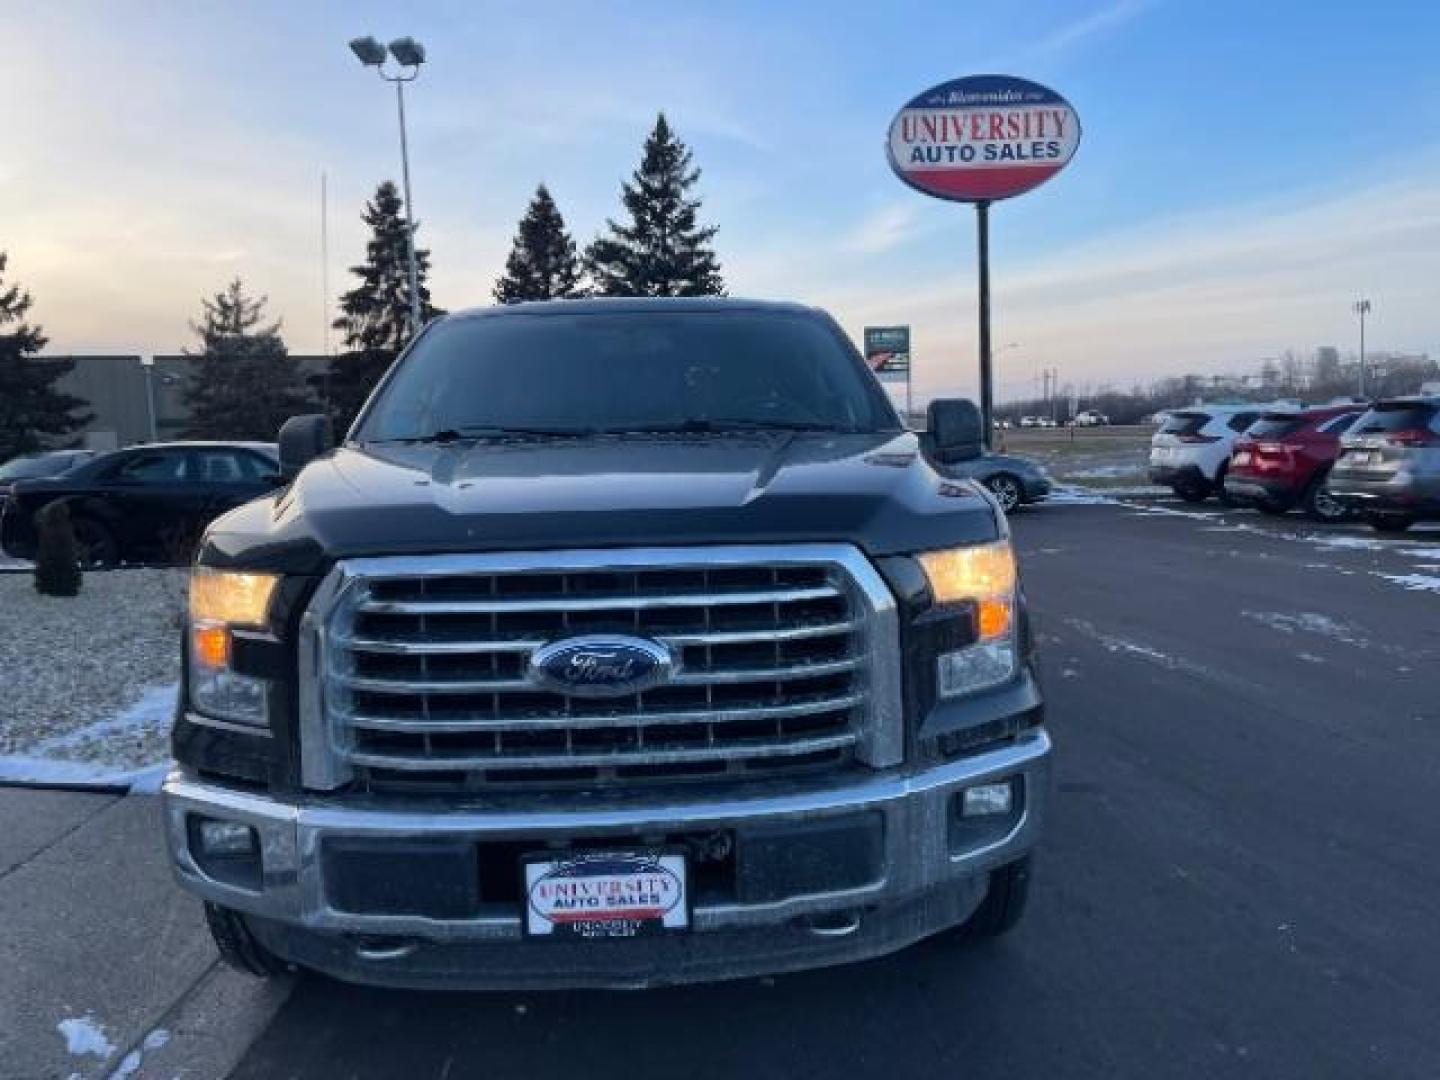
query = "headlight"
xmin=917 ymin=541 xmax=1019 ymax=698
xmin=187 ymin=569 xmax=279 ymax=727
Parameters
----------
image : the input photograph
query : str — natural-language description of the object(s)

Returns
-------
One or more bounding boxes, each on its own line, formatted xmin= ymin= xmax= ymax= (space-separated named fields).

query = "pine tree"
xmin=0 ymin=253 xmax=92 ymax=461
xmin=493 ymin=185 xmax=585 ymax=303
xmin=322 ymin=181 xmax=443 ymax=431
xmin=585 ymin=114 xmax=725 ymax=297
xmin=182 ymin=279 xmax=311 ymax=440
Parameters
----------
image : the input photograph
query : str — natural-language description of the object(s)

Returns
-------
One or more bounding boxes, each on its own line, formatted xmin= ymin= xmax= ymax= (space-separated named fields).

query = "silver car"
xmin=1327 ymin=396 xmax=1440 ymax=532
xmin=937 ymin=452 xmax=1053 ymax=512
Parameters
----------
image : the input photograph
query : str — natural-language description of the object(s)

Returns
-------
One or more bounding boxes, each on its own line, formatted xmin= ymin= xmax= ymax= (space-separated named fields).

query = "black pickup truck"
xmin=162 ymin=297 xmax=1050 ymax=990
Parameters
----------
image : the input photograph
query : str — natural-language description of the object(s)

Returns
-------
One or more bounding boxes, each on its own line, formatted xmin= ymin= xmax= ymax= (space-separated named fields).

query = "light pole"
xmin=1353 ymin=298 xmax=1371 ymax=398
xmin=350 ymin=35 xmax=426 ymax=336
xmin=140 ymin=357 xmax=157 ymax=442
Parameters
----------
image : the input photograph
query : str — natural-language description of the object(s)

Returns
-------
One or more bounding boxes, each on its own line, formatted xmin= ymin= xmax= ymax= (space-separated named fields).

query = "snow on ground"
xmin=1240 ymin=610 xmax=1368 ymax=647
xmin=1374 ymin=572 xmax=1440 ymax=594
xmin=57 ymin=1014 xmax=116 ymax=1059
xmin=0 ymin=569 xmax=184 ymax=785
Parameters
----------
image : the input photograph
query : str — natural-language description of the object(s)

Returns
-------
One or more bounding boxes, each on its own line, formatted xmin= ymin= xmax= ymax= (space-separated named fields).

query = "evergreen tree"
xmin=585 ymin=114 xmax=725 ymax=297
xmin=322 ymin=181 xmax=443 ymax=430
xmin=0 ymin=253 xmax=92 ymax=461
xmin=493 ymin=184 xmax=585 ymax=303
xmin=183 ymin=278 xmax=311 ymax=440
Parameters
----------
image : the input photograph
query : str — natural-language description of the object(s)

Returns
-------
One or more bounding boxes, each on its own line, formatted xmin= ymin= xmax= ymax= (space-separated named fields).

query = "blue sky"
xmin=6 ymin=0 xmax=1439 ymax=402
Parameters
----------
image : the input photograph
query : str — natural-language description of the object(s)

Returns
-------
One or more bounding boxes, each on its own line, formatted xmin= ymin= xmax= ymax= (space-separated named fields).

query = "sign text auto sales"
xmin=894 ymin=106 xmax=1074 ymax=167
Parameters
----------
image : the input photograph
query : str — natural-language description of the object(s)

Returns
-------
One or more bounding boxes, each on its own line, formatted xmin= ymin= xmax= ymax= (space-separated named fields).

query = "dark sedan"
xmin=0 ymin=449 xmax=97 ymax=506
xmin=1 ymin=441 xmax=281 ymax=567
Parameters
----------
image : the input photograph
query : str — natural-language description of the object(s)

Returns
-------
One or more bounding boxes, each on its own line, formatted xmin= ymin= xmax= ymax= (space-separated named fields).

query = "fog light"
xmin=198 ymin=819 xmax=257 ymax=857
xmin=961 ymin=782 xmax=1013 ymax=818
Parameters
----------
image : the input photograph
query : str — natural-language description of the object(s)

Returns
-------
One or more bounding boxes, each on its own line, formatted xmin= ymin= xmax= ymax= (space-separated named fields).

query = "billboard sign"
xmin=887 ymin=74 xmax=1081 ymax=203
xmin=864 ymin=326 xmax=910 ymax=385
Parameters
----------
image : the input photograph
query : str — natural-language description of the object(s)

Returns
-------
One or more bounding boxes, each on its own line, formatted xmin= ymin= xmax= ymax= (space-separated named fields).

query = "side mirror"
xmin=278 ymin=414 xmax=334 ymax=479
xmin=926 ymin=398 xmax=984 ymax=464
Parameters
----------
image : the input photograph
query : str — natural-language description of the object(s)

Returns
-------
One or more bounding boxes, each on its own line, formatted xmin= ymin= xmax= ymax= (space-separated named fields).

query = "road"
xmin=224 ymin=498 xmax=1440 ymax=1079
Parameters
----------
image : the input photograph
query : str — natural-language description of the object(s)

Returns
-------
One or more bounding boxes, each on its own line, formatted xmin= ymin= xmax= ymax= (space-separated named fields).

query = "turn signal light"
xmin=191 ymin=624 xmax=231 ymax=669
xmin=977 ymin=597 xmax=1012 ymax=640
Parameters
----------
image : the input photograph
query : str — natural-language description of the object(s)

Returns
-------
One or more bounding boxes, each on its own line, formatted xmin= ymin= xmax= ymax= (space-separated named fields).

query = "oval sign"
xmin=887 ymin=74 xmax=1081 ymax=202
xmin=528 ymin=634 xmax=673 ymax=698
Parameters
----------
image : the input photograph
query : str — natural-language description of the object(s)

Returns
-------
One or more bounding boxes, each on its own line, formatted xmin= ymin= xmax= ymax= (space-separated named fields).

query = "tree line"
xmin=0 ymin=113 xmax=723 ymax=459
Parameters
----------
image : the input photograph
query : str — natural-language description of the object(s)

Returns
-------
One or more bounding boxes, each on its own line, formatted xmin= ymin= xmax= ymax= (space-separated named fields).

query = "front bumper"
xmin=162 ymin=730 xmax=1051 ymax=990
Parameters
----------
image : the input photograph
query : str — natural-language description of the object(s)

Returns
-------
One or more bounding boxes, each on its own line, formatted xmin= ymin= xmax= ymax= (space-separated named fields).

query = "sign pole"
xmin=976 ymin=199 xmax=993 ymax=449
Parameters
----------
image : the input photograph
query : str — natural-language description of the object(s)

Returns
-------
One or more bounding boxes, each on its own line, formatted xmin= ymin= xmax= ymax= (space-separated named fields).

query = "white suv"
xmin=1148 ymin=405 xmax=1265 ymax=502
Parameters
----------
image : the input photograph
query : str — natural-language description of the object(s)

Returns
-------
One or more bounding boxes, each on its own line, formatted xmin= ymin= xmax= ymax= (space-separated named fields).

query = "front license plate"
xmin=523 ymin=851 xmax=689 ymax=939
xmin=1346 ymin=450 xmax=1378 ymax=467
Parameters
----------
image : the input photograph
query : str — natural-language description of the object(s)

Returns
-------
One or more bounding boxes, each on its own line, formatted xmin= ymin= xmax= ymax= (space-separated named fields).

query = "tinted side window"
xmin=236 ymin=452 xmax=278 ymax=481
xmin=192 ymin=450 xmax=258 ymax=484
xmin=111 ymin=451 xmax=187 ymax=484
xmin=1227 ymin=413 xmax=1260 ymax=432
xmin=1247 ymin=416 xmax=1304 ymax=437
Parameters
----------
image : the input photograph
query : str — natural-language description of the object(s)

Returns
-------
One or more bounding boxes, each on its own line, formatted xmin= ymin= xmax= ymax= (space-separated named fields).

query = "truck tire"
xmin=961 ymin=855 xmax=1032 ymax=940
xmin=71 ymin=515 xmax=120 ymax=569
xmin=204 ymin=902 xmax=290 ymax=978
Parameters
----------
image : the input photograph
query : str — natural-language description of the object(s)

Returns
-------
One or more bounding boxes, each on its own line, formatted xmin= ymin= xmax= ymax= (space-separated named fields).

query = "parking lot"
xmin=216 ymin=496 xmax=1440 ymax=1079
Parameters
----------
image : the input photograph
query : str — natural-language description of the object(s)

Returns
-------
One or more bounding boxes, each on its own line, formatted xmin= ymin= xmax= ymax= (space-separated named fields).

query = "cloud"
xmin=841 ymin=204 xmax=922 ymax=255
xmin=808 ymin=172 xmax=1440 ymax=402
xmin=1019 ymin=0 xmax=1155 ymax=61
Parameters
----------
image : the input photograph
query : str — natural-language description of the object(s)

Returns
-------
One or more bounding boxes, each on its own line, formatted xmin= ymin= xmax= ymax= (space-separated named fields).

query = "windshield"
xmin=1158 ymin=413 xmax=1209 ymax=436
xmin=0 ymin=453 xmax=83 ymax=481
xmin=1246 ymin=414 xmax=1306 ymax=437
xmin=356 ymin=310 xmax=901 ymax=441
xmin=1354 ymin=402 xmax=1438 ymax=433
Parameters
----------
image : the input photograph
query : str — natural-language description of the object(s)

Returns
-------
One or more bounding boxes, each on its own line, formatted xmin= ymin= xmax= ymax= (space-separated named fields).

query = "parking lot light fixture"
xmin=387 ymin=37 xmax=426 ymax=68
xmin=348 ymin=36 xmax=387 ymax=66
xmin=349 ymin=33 xmax=426 ymax=335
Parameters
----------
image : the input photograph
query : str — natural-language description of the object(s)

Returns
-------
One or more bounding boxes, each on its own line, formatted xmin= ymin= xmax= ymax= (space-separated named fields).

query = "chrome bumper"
xmin=162 ymin=730 xmax=1051 ymax=988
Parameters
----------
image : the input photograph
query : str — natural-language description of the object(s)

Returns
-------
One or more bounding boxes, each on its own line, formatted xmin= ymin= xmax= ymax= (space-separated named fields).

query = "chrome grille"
xmin=299 ymin=546 xmax=902 ymax=790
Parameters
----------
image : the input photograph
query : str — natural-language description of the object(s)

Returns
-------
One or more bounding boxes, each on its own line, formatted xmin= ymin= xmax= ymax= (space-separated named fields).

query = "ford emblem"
xmin=528 ymin=635 xmax=674 ymax=698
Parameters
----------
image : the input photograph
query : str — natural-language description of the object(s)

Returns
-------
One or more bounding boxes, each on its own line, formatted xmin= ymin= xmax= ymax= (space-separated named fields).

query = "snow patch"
xmin=103 ymin=1029 xmax=170 ymax=1080
xmin=1240 ymin=610 xmax=1367 ymax=646
xmin=1374 ymin=572 xmax=1440 ymax=594
xmin=0 ymin=684 xmax=175 ymax=790
xmin=1303 ymin=533 xmax=1386 ymax=552
xmin=58 ymin=1015 xmax=115 ymax=1059
xmin=1043 ymin=486 xmax=1117 ymax=506
xmin=31 ymin=684 xmax=177 ymax=755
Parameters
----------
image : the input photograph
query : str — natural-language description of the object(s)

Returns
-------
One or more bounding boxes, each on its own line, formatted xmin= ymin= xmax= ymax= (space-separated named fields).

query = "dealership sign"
xmin=887 ymin=74 xmax=1081 ymax=202
xmin=864 ymin=326 xmax=910 ymax=385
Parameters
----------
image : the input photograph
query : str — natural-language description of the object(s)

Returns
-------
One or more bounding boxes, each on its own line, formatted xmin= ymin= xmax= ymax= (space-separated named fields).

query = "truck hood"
xmin=199 ymin=432 xmax=1003 ymax=573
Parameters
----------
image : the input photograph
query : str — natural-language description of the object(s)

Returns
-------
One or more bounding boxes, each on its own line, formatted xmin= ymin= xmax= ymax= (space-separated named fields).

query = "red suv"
xmin=1223 ymin=405 xmax=1366 ymax=521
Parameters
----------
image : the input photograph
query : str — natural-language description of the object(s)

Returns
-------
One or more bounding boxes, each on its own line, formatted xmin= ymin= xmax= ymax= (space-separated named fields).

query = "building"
xmin=39 ymin=354 xmax=332 ymax=449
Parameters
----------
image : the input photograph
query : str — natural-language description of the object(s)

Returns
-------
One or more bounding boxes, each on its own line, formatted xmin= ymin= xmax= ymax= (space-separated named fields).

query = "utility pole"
xmin=1353 ymin=298 xmax=1371 ymax=398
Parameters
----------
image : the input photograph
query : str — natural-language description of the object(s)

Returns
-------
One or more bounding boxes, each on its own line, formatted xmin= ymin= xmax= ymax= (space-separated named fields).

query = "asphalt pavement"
xmin=15 ymin=496 xmax=1439 ymax=1079
xmin=226 ymin=499 xmax=1440 ymax=1079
